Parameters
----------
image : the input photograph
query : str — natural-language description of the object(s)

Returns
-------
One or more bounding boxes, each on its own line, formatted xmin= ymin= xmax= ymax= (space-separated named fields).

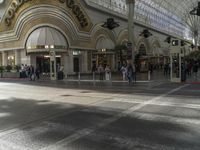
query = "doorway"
xmin=73 ymin=57 xmax=80 ymax=72
xmin=36 ymin=56 xmax=61 ymax=73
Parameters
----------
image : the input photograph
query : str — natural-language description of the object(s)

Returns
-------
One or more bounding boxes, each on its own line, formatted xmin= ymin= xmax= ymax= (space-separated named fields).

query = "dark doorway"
xmin=36 ymin=56 xmax=50 ymax=73
xmin=73 ymin=57 xmax=80 ymax=72
xmin=36 ymin=56 xmax=61 ymax=73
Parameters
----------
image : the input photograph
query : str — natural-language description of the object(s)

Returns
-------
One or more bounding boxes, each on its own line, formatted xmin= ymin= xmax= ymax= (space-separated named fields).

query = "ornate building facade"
xmin=0 ymin=0 xmax=191 ymax=75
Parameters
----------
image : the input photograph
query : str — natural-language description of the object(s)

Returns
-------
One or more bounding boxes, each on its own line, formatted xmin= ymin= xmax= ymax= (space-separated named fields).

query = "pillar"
xmin=82 ymin=51 xmax=88 ymax=73
xmin=62 ymin=49 xmax=74 ymax=75
xmin=126 ymin=0 xmax=135 ymax=63
xmin=15 ymin=50 xmax=21 ymax=66
xmin=2 ymin=51 xmax=8 ymax=66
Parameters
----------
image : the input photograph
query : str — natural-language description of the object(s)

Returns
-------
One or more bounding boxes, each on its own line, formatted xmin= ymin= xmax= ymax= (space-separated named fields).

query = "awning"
xmin=26 ymin=27 xmax=68 ymax=53
xmin=96 ymin=37 xmax=115 ymax=50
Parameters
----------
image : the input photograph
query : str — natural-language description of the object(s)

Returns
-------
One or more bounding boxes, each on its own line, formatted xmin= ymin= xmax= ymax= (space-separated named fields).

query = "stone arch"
xmin=151 ymin=38 xmax=162 ymax=56
xmin=0 ymin=4 xmax=91 ymax=50
xmin=91 ymin=24 xmax=116 ymax=49
xmin=116 ymin=29 xmax=137 ymax=45
xmin=136 ymin=37 xmax=149 ymax=55
xmin=138 ymin=43 xmax=147 ymax=56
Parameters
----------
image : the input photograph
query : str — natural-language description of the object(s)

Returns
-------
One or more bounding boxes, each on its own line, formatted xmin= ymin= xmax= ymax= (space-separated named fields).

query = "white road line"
xmin=40 ymin=84 xmax=189 ymax=150
xmin=111 ymin=99 xmax=200 ymax=109
xmin=133 ymin=113 xmax=200 ymax=125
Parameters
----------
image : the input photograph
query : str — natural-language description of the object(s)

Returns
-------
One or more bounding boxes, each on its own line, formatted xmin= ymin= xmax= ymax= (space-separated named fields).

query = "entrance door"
xmin=36 ymin=56 xmax=61 ymax=73
xmin=73 ymin=57 xmax=79 ymax=72
xmin=36 ymin=56 xmax=50 ymax=73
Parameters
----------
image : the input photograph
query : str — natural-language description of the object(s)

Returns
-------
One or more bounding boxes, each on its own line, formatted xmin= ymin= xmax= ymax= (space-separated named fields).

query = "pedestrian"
xmin=98 ymin=64 xmax=104 ymax=80
xmin=105 ymin=65 xmax=111 ymax=81
xmin=193 ymin=62 xmax=198 ymax=79
xmin=120 ymin=65 xmax=127 ymax=81
xmin=29 ymin=65 xmax=35 ymax=81
xmin=127 ymin=64 xmax=133 ymax=85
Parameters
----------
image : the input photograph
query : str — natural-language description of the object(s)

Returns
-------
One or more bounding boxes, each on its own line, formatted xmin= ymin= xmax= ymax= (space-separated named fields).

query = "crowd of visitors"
xmin=19 ymin=64 xmax=40 ymax=81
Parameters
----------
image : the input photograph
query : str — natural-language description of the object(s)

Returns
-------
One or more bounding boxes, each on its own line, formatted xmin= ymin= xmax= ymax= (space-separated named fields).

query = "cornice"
xmin=0 ymin=0 xmax=93 ymax=32
xmin=0 ymin=5 xmax=92 ymax=43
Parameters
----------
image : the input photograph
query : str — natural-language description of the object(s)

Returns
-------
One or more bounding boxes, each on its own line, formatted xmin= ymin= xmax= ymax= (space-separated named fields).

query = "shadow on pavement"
xmin=0 ymin=97 xmax=199 ymax=150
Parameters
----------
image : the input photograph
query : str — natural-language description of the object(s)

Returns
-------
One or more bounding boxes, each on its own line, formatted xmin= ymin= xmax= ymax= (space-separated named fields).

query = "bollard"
xmin=93 ymin=72 xmax=95 ymax=81
xmin=78 ymin=72 xmax=81 ymax=81
xmin=148 ymin=71 xmax=151 ymax=81
xmin=93 ymin=72 xmax=96 ymax=86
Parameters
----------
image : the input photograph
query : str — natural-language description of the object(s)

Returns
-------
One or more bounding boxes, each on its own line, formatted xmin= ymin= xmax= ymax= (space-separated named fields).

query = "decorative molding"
xmin=58 ymin=0 xmax=89 ymax=28
xmin=5 ymin=0 xmax=32 ymax=26
xmin=1 ymin=0 xmax=92 ymax=32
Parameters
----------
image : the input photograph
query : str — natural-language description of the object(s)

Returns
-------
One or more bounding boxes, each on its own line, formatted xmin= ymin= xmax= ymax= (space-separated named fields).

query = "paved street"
xmin=0 ymin=80 xmax=200 ymax=150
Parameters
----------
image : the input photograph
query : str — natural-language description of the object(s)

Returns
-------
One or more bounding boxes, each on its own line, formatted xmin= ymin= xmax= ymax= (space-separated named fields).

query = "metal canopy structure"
xmin=1 ymin=0 xmax=200 ymax=43
xmin=150 ymin=0 xmax=200 ymax=37
xmin=89 ymin=0 xmax=200 ymax=42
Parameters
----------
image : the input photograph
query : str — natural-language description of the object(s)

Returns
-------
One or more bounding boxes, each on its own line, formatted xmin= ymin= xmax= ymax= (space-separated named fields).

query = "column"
xmin=82 ymin=51 xmax=88 ymax=73
xmin=112 ymin=54 xmax=115 ymax=70
xmin=2 ymin=51 xmax=8 ymax=66
xmin=63 ymin=49 xmax=74 ymax=74
xmin=0 ymin=53 xmax=2 ymax=66
xmin=126 ymin=0 xmax=135 ymax=63
xmin=15 ymin=49 xmax=21 ymax=66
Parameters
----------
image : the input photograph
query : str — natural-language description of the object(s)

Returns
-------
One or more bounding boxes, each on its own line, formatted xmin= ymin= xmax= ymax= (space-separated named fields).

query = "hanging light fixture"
xmin=139 ymin=29 xmax=153 ymax=38
xmin=101 ymin=18 xmax=120 ymax=30
xmin=190 ymin=2 xmax=200 ymax=16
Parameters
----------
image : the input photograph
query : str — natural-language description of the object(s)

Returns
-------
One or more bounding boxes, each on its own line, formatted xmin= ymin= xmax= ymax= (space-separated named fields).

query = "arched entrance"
xmin=94 ymin=37 xmax=115 ymax=70
xmin=26 ymin=26 xmax=68 ymax=80
xmin=136 ymin=44 xmax=148 ymax=72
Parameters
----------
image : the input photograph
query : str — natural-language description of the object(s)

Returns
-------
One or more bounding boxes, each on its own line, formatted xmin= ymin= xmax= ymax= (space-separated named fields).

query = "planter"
xmin=2 ymin=72 xmax=20 ymax=78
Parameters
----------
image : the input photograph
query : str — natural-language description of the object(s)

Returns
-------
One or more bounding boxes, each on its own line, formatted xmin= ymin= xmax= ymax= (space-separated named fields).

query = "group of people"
xmin=20 ymin=64 xmax=40 ymax=81
xmin=92 ymin=62 xmax=136 ymax=84
xmin=163 ymin=61 xmax=199 ymax=81
xmin=92 ymin=64 xmax=111 ymax=81
xmin=120 ymin=63 xmax=136 ymax=84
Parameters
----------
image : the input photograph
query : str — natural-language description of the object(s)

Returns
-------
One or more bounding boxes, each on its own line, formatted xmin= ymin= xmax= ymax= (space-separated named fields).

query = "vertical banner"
xmin=127 ymin=42 xmax=132 ymax=59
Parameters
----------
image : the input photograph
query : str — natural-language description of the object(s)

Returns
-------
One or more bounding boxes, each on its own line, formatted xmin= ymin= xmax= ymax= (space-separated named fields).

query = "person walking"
xmin=132 ymin=63 xmax=136 ymax=83
xmin=127 ymin=64 xmax=133 ymax=85
xmin=98 ymin=64 xmax=104 ymax=80
xmin=105 ymin=65 xmax=111 ymax=81
xmin=193 ymin=62 xmax=198 ymax=80
xmin=29 ymin=65 xmax=35 ymax=81
xmin=120 ymin=65 xmax=127 ymax=81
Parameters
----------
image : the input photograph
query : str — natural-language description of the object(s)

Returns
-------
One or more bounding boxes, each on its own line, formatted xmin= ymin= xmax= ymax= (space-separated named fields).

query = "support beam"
xmin=126 ymin=0 xmax=135 ymax=63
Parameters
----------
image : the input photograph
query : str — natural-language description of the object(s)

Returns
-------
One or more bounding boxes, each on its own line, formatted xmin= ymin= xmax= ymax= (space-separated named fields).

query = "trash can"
xmin=57 ymin=71 xmax=64 ymax=80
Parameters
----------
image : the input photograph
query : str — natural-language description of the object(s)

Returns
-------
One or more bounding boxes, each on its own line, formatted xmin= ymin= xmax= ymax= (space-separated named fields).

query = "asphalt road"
xmin=0 ymin=80 xmax=200 ymax=150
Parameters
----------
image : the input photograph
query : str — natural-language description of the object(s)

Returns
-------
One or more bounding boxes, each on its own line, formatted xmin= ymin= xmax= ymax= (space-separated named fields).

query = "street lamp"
xmin=45 ymin=45 xmax=56 ymax=80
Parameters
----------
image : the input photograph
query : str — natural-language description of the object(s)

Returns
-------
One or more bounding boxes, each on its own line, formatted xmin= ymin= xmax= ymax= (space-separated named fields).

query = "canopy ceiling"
xmin=149 ymin=0 xmax=197 ymax=18
xmin=148 ymin=0 xmax=200 ymax=25
xmin=26 ymin=27 xmax=68 ymax=53
xmin=144 ymin=0 xmax=200 ymax=41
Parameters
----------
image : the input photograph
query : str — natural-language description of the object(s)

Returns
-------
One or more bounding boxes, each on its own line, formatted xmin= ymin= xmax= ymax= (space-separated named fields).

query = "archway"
xmin=26 ymin=26 xmax=68 ymax=80
xmin=136 ymin=43 xmax=149 ymax=72
xmin=93 ymin=36 xmax=116 ymax=70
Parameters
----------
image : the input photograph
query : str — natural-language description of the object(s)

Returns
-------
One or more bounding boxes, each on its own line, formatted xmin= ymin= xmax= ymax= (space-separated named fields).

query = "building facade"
xmin=0 ymin=0 xmax=191 ymax=76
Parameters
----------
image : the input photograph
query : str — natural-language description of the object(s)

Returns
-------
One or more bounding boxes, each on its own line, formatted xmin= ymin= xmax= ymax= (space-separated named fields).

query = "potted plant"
xmin=6 ymin=65 xmax=12 ymax=72
xmin=14 ymin=65 xmax=21 ymax=72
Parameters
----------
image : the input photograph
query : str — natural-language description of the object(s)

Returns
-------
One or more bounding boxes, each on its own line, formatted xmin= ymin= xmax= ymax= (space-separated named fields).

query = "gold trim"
xmin=27 ymin=45 xmax=68 ymax=50
xmin=0 ymin=0 xmax=93 ymax=32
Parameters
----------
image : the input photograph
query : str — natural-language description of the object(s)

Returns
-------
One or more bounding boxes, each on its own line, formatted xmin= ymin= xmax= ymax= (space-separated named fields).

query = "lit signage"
xmin=172 ymin=40 xmax=179 ymax=46
xmin=5 ymin=0 xmax=32 ymax=26
xmin=58 ymin=0 xmax=88 ymax=28
xmin=0 ymin=0 xmax=4 ymax=4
